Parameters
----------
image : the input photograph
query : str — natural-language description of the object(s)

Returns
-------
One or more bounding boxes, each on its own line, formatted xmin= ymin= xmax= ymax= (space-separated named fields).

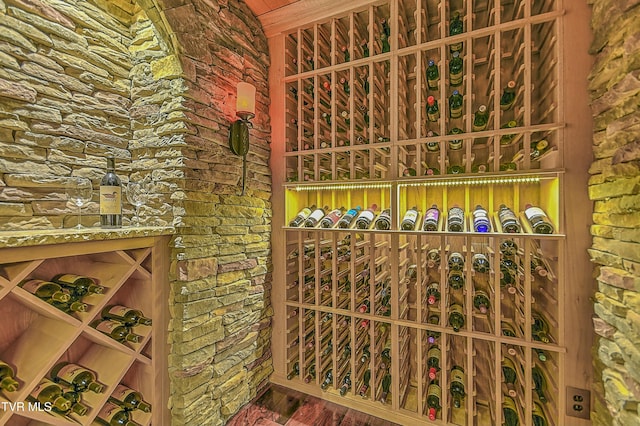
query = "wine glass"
xmin=126 ymin=181 xmax=149 ymax=227
xmin=66 ymin=177 xmax=93 ymax=229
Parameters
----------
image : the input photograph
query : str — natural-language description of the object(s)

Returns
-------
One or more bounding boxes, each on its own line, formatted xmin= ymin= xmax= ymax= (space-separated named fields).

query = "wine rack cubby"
xmin=273 ymin=0 xmax=572 ymax=424
xmin=0 ymin=236 xmax=169 ymax=426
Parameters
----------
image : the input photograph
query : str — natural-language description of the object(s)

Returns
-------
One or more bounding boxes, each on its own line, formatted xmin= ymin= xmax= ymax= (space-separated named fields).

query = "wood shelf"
xmin=0 ymin=236 xmax=169 ymax=426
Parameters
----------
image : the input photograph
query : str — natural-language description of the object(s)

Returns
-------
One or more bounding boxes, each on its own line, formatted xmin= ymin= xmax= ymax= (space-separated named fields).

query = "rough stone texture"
xmin=588 ymin=1 xmax=640 ymax=424
xmin=0 ymin=0 xmax=273 ymax=425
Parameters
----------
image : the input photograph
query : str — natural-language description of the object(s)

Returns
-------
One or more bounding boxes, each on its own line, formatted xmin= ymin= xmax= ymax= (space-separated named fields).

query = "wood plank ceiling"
xmin=244 ymin=0 xmax=301 ymax=17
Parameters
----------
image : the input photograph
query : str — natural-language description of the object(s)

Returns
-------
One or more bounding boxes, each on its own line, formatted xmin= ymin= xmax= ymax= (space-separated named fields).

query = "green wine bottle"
xmin=426 ymin=59 xmax=439 ymax=90
xmin=473 ymin=105 xmax=489 ymax=131
xmin=52 ymin=274 xmax=104 ymax=298
xmin=287 ymin=361 xmax=299 ymax=380
xmin=379 ymin=373 xmax=391 ymax=404
xmin=500 ymin=120 xmax=518 ymax=145
xmin=50 ymin=362 xmax=104 ymax=393
xmin=20 ymin=279 xmax=71 ymax=303
xmin=503 ymin=395 xmax=520 ymax=426
xmin=449 ymin=51 xmax=463 ymax=87
xmin=449 ymin=90 xmax=463 ymax=119
xmin=102 ymin=304 xmax=152 ymax=327
xmin=426 ymin=345 xmax=441 ymax=380
xmin=95 ymin=400 xmax=140 ymax=426
xmin=109 ymin=384 xmax=152 ymax=412
xmin=91 ymin=319 xmax=141 ymax=343
xmin=449 ymin=11 xmax=464 ymax=53
xmin=426 ymin=380 xmax=441 ymax=420
xmin=29 ymin=378 xmax=72 ymax=412
xmin=359 ymin=369 xmax=371 ymax=397
xmin=532 ymin=365 xmax=548 ymax=403
xmin=448 ymin=303 xmax=465 ymax=332
xmin=320 ymin=369 xmax=333 ymax=390
xmin=502 ymin=356 xmax=518 ymax=397
xmin=339 ymin=371 xmax=352 ymax=396
xmin=532 ymin=401 xmax=549 ymax=426
xmin=449 ymin=366 xmax=466 ymax=408
xmin=426 ymin=95 xmax=440 ymax=122
xmin=500 ymin=80 xmax=517 ymax=110
xmin=473 ymin=290 xmax=491 ymax=314
xmin=0 ymin=361 xmax=19 ymax=392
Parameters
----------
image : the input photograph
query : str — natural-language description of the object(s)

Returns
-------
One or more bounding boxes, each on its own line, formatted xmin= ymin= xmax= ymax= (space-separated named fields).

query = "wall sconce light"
xmin=229 ymin=82 xmax=256 ymax=195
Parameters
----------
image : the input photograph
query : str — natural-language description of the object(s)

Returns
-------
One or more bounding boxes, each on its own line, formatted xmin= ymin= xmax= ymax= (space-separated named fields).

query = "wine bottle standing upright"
xmin=100 ymin=157 xmax=122 ymax=228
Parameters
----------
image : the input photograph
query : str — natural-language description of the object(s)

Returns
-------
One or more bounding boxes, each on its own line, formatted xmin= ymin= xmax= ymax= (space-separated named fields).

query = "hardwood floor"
xmin=227 ymin=384 xmax=400 ymax=426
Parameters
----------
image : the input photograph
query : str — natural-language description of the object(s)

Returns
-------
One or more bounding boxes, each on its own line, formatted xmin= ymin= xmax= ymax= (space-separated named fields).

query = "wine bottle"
xmin=305 ymin=55 xmax=314 ymax=70
xmin=374 ymin=208 xmax=392 ymax=230
xmin=426 ymin=95 xmax=440 ymax=122
xmin=341 ymin=46 xmax=350 ymax=63
xmin=379 ymin=373 xmax=391 ymax=404
xmin=426 ymin=345 xmax=441 ymax=380
xmin=354 ymin=204 xmax=378 ymax=229
xmin=531 ymin=256 xmax=548 ymax=277
xmin=426 ymin=248 xmax=441 ymax=268
xmin=0 ymin=361 xmax=19 ymax=392
xmin=530 ymin=139 xmax=549 ymax=160
xmin=532 ymin=401 xmax=549 ymax=426
xmin=448 ymin=271 xmax=465 ymax=290
xmin=289 ymin=204 xmax=316 ymax=227
xmin=449 ymin=90 xmax=463 ymax=119
xmin=52 ymin=274 xmax=104 ymax=298
xmin=50 ymin=362 xmax=104 ymax=393
xmin=500 ymin=120 xmax=518 ymax=145
xmin=286 ymin=362 xmax=299 ymax=380
xmin=448 ymin=303 xmax=465 ymax=332
xmin=380 ymin=339 xmax=391 ymax=371
xmin=304 ymin=365 xmax=316 ymax=383
xmin=49 ymin=298 xmax=88 ymax=314
xmin=532 ymin=311 xmax=552 ymax=343
xmin=473 ymin=105 xmax=489 ymax=131
xmin=426 ymin=59 xmax=439 ymax=90
xmin=532 ymin=365 xmax=547 ymax=403
xmin=498 ymin=205 xmax=521 ymax=233
xmin=102 ymin=305 xmax=152 ymax=327
xmin=473 ymin=205 xmax=490 ymax=232
xmin=320 ymin=207 xmax=345 ymax=228
xmin=401 ymin=206 xmax=419 ymax=230
xmin=100 ymin=157 xmax=122 ymax=228
xmin=357 ymin=299 xmax=370 ymax=314
xmin=426 ymin=380 xmax=441 ymax=420
xmin=29 ymin=378 xmax=72 ymax=412
xmin=360 ymin=344 xmax=371 ymax=365
xmin=95 ymin=401 xmax=140 ymax=426
xmin=91 ymin=319 xmax=141 ymax=343
xmin=359 ymin=369 xmax=371 ymax=397
xmin=472 ymin=253 xmax=490 ymax=273
xmin=403 ymin=166 xmax=417 ymax=177
xmin=500 ymin=80 xmax=517 ymax=110
xmin=449 ymin=51 xmax=463 ymax=86
xmin=449 ymin=365 xmax=466 ymax=408
xmin=447 ymin=206 xmax=464 ymax=232
xmin=500 ymin=239 xmax=518 ymax=256
xmin=503 ymin=395 xmax=520 ymax=426
xmin=426 ymin=282 xmax=440 ymax=305
xmin=339 ymin=371 xmax=352 ymax=396
xmin=448 ymin=127 xmax=463 ymax=150
xmin=426 ymin=314 xmax=440 ymax=344
xmin=320 ymin=369 xmax=333 ymax=390
xmin=422 ymin=204 xmax=440 ymax=231
xmin=449 ymin=11 xmax=464 ymax=53
xmin=502 ymin=356 xmax=518 ymax=397
xmin=109 ymin=384 xmax=152 ymax=412
xmin=60 ymin=388 xmax=89 ymax=416
xmin=524 ymin=205 xmax=554 ymax=234
xmin=473 ymin=290 xmax=491 ymax=314
xmin=380 ymin=18 xmax=391 ymax=53
xmin=304 ymin=206 xmax=327 ymax=227
xmin=448 ymin=252 xmax=465 ymax=271
xmin=19 ymin=279 xmax=71 ymax=303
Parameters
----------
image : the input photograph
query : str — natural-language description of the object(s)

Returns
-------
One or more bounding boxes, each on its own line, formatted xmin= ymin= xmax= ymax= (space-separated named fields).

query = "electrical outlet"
xmin=566 ymin=386 xmax=591 ymax=420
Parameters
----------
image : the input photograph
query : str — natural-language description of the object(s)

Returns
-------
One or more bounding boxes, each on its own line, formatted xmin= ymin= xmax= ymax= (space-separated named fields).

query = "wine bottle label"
xmin=427 ymin=383 xmax=441 ymax=398
xmin=450 ymin=369 xmax=465 ymax=386
xmin=95 ymin=320 xmax=120 ymax=333
xmin=424 ymin=208 xmax=439 ymax=223
xmin=403 ymin=210 xmax=418 ymax=223
xmin=21 ymin=279 xmax=47 ymax=293
xmin=98 ymin=401 xmax=125 ymax=421
xmin=358 ymin=210 xmax=375 ymax=222
xmin=450 ymin=71 xmax=463 ymax=86
xmin=31 ymin=379 xmax=58 ymax=399
xmin=309 ymin=209 xmax=325 ymax=222
xmin=54 ymin=274 xmax=83 ymax=284
xmin=503 ymin=396 xmax=518 ymax=411
xmin=427 ymin=346 xmax=441 ymax=359
xmin=100 ymin=186 xmax=122 ymax=215
xmin=55 ymin=364 xmax=87 ymax=382
xmin=524 ymin=206 xmax=547 ymax=220
xmin=106 ymin=305 xmax=130 ymax=316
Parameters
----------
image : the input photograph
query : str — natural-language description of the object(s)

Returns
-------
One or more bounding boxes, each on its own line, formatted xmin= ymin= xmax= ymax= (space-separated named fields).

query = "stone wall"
xmin=0 ymin=0 xmax=273 ymax=424
xmin=588 ymin=0 xmax=640 ymax=424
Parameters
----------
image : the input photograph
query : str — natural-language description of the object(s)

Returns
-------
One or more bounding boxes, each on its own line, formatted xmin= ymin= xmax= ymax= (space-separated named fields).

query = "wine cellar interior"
xmin=1 ymin=0 xmax=638 ymax=424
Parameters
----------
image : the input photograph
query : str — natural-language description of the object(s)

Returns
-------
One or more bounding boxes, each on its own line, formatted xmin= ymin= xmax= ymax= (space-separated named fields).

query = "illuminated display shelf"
xmin=269 ymin=0 xmax=591 ymax=425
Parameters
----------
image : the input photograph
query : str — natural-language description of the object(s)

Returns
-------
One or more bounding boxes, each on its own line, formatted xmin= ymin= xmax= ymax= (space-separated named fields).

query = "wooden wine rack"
xmin=269 ymin=0 xmax=590 ymax=425
xmin=0 ymin=235 xmax=170 ymax=426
